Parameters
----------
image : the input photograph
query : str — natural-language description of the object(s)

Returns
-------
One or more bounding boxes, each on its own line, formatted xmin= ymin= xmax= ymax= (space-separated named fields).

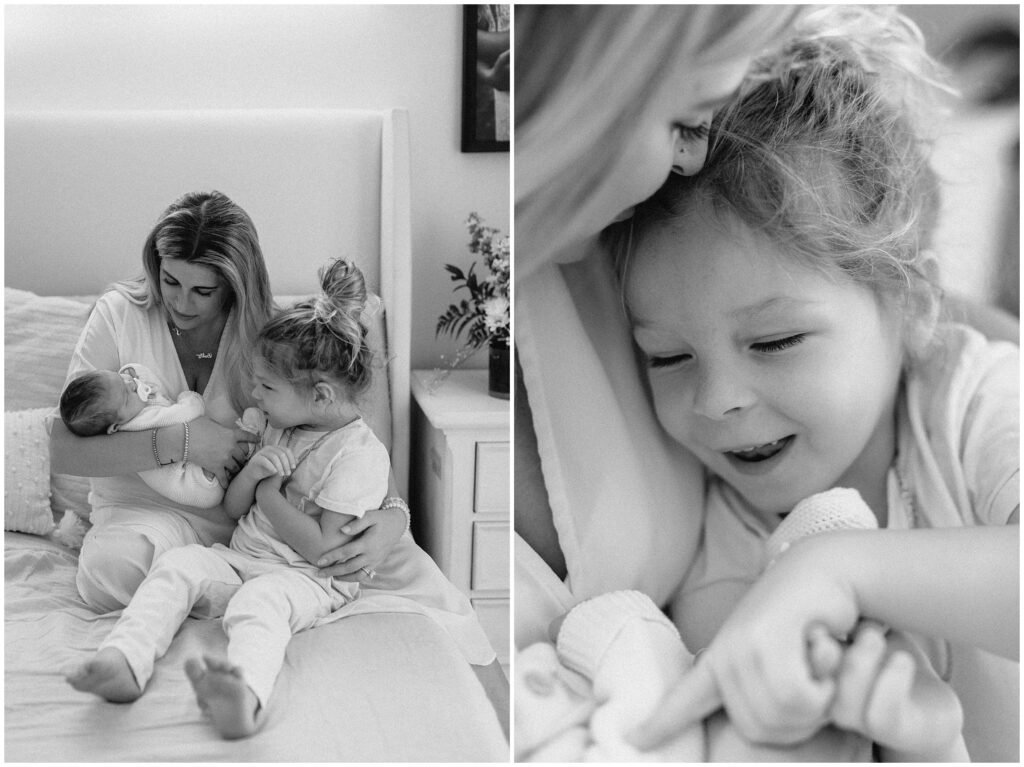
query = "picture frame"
xmin=461 ymin=4 xmax=510 ymax=153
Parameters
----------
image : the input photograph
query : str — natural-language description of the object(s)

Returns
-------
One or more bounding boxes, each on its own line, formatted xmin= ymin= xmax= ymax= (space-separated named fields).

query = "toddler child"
xmin=66 ymin=259 xmax=496 ymax=738
xmin=610 ymin=6 xmax=1017 ymax=762
xmin=59 ymin=363 xmax=224 ymax=508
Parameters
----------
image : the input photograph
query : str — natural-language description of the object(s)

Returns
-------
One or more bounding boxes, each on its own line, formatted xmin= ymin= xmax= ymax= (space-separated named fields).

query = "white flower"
xmin=482 ymin=296 xmax=510 ymax=333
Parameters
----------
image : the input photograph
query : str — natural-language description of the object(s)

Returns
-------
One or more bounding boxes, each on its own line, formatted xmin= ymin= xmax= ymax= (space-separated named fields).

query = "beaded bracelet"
xmin=151 ymin=428 xmax=163 ymax=468
xmin=181 ymin=422 xmax=190 ymax=466
xmin=381 ymin=496 xmax=411 ymax=534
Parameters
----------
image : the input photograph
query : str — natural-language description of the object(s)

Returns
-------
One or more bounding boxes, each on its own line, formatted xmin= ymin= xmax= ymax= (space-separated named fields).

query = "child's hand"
xmin=630 ymin=541 xmax=857 ymax=749
xmin=245 ymin=445 xmax=295 ymax=483
xmin=829 ymin=622 xmax=965 ymax=760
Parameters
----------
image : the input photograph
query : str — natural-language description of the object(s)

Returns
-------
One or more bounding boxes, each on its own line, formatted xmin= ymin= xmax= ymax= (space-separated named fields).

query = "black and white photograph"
xmin=462 ymin=3 xmax=511 ymax=152
xmin=514 ymin=4 xmax=1019 ymax=763
xmin=4 ymin=4 xmax=509 ymax=761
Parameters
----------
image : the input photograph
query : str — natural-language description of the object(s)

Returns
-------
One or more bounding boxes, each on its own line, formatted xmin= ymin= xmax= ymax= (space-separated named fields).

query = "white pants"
xmin=100 ymin=544 xmax=351 ymax=707
xmin=77 ymin=509 xmax=204 ymax=612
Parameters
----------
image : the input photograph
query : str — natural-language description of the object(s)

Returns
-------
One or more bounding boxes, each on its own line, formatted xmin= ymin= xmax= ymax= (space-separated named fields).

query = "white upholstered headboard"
xmin=4 ymin=108 xmax=412 ymax=494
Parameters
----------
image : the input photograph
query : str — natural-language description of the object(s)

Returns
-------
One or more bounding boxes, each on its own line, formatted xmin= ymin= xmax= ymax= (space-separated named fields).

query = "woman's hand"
xmin=186 ymin=416 xmax=257 ymax=487
xmin=630 ymin=538 xmax=859 ymax=748
xmin=316 ymin=504 xmax=406 ymax=581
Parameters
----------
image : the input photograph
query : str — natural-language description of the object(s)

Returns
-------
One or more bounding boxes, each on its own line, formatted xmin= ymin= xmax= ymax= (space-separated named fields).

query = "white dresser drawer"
xmin=474 ymin=441 xmax=510 ymax=514
xmin=473 ymin=597 xmax=509 ymax=663
xmin=471 ymin=520 xmax=510 ymax=591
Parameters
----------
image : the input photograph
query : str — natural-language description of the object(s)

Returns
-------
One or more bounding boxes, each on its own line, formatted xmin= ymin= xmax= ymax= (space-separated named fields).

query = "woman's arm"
xmin=50 ymin=417 xmax=188 ymax=476
xmin=314 ymin=469 xmax=407 ymax=579
xmin=51 ymin=416 xmax=254 ymax=487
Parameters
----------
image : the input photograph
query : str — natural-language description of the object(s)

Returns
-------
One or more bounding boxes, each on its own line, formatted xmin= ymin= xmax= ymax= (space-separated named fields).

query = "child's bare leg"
xmin=185 ymin=655 xmax=260 ymax=739
xmin=66 ymin=646 xmax=142 ymax=702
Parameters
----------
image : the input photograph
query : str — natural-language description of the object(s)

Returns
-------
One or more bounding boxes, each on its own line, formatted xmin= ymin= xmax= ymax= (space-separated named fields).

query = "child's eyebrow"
xmin=732 ymin=296 xmax=826 ymax=321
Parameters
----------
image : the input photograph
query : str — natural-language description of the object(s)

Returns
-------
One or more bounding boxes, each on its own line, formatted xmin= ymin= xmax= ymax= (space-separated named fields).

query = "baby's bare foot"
xmin=66 ymin=647 xmax=142 ymax=702
xmin=185 ymin=656 xmax=260 ymax=739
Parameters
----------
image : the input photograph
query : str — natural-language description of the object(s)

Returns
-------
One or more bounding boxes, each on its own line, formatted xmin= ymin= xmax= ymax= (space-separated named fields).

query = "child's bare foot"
xmin=185 ymin=656 xmax=260 ymax=739
xmin=66 ymin=647 xmax=142 ymax=702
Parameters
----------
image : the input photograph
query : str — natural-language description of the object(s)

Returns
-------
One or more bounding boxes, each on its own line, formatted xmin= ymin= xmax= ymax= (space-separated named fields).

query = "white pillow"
xmin=4 ymin=408 xmax=57 ymax=535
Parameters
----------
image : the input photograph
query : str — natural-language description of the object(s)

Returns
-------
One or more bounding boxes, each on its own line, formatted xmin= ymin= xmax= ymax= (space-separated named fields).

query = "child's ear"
xmin=903 ymin=252 xmax=942 ymax=360
xmin=107 ymin=423 xmax=120 ymax=434
xmin=312 ymin=381 xmax=336 ymax=405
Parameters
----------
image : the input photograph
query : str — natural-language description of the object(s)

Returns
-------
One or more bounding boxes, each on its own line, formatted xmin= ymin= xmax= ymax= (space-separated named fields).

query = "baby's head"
xmin=251 ymin=259 xmax=374 ymax=428
xmin=609 ymin=7 xmax=949 ymax=519
xmin=60 ymin=370 xmax=148 ymax=436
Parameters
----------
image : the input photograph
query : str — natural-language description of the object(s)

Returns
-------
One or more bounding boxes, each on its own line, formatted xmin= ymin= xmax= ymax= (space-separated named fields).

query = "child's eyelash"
xmin=674 ymin=122 xmax=710 ymax=141
xmin=753 ymin=334 xmax=806 ymax=353
xmin=647 ymin=353 xmax=690 ymax=369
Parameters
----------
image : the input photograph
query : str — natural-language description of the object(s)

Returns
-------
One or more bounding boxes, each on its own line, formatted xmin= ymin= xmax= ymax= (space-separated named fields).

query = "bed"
xmin=4 ymin=109 xmax=508 ymax=761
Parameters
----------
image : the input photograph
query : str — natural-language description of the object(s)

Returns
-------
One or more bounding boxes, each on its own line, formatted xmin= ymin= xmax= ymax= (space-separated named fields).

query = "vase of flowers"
xmin=436 ymin=213 xmax=510 ymax=399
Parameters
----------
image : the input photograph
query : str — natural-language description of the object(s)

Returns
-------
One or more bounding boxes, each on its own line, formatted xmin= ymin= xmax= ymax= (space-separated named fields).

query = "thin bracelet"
xmin=381 ymin=496 xmax=411 ymax=534
xmin=151 ymin=428 xmax=163 ymax=468
xmin=181 ymin=422 xmax=190 ymax=466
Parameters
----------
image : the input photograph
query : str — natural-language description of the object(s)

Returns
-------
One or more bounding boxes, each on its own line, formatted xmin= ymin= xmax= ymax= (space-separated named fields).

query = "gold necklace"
xmin=169 ymin=323 xmax=216 ymax=360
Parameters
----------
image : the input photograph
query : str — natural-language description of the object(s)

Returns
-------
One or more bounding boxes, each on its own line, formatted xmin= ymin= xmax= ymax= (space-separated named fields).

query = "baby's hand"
xmin=828 ymin=622 xmax=965 ymax=760
xmin=245 ymin=445 xmax=295 ymax=483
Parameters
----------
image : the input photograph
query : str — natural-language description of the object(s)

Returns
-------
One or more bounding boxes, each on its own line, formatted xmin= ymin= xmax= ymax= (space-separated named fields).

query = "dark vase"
xmin=488 ymin=340 xmax=510 ymax=399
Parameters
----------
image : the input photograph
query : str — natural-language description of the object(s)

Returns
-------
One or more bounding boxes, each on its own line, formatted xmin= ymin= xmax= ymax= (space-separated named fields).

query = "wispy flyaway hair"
xmin=257 ymin=259 xmax=374 ymax=397
xmin=614 ymin=6 xmax=951 ymax=359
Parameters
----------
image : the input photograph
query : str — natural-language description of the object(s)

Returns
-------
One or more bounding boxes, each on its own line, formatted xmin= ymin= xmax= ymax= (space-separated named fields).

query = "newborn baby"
xmin=59 ymin=363 xmax=224 ymax=508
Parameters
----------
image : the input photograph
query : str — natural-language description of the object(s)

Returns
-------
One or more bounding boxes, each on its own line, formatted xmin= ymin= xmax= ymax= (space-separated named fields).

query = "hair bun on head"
xmin=313 ymin=258 xmax=368 ymax=348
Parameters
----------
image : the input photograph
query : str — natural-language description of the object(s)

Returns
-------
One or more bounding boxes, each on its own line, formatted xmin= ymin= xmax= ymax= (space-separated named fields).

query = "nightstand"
xmin=409 ymin=369 xmax=510 ymax=669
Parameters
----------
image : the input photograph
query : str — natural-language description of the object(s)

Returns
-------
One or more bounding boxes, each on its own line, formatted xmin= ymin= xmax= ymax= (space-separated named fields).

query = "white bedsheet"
xmin=5 ymin=532 xmax=507 ymax=762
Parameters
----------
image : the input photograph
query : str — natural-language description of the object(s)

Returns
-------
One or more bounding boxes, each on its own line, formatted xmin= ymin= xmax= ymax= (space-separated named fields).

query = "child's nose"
xmin=691 ymin=361 xmax=756 ymax=420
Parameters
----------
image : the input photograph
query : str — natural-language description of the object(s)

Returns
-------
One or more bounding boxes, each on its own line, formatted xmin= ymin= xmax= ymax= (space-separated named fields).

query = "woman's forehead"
xmin=159 ymin=256 xmax=221 ymax=286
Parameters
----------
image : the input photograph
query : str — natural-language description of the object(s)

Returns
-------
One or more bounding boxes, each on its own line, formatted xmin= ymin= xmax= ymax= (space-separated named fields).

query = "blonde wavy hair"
xmin=110 ymin=190 xmax=275 ymax=412
xmin=256 ymin=258 xmax=374 ymax=399
xmin=515 ymin=4 xmax=802 ymax=263
xmin=611 ymin=6 xmax=953 ymax=363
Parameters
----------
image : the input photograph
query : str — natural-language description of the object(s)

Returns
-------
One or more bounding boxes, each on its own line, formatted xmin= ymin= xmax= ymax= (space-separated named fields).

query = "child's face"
xmin=250 ymin=358 xmax=312 ymax=430
xmin=626 ymin=209 xmax=906 ymax=523
xmin=96 ymin=370 xmax=148 ymax=428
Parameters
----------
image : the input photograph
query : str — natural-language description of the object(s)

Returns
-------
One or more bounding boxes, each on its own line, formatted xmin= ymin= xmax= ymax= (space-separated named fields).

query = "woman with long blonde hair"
xmin=50 ymin=191 xmax=408 ymax=613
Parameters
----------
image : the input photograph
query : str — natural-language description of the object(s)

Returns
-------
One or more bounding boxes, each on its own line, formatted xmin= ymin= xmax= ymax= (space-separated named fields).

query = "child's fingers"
xmin=627 ymin=658 xmax=721 ymax=750
xmin=829 ymin=621 xmax=887 ymax=732
xmin=808 ymin=624 xmax=843 ymax=680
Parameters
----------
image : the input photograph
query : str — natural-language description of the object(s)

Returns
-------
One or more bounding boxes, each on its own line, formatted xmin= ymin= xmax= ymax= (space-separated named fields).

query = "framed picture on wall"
xmin=461 ymin=4 xmax=510 ymax=152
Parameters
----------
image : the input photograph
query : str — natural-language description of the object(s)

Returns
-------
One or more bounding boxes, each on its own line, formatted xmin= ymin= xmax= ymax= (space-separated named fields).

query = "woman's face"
xmin=626 ymin=209 xmax=905 ymax=526
xmin=159 ymin=257 xmax=230 ymax=332
xmin=585 ymin=56 xmax=753 ymax=236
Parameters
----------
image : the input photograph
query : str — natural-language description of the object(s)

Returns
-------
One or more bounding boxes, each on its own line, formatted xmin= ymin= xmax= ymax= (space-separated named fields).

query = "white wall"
xmin=4 ymin=4 xmax=510 ymax=370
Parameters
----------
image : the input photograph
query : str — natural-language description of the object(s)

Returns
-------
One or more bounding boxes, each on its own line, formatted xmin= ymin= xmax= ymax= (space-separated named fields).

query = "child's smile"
xmin=625 ymin=207 xmax=906 ymax=525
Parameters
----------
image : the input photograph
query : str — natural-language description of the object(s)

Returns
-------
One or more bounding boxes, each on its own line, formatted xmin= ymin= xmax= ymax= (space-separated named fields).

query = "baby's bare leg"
xmin=66 ymin=647 xmax=142 ymax=702
xmin=185 ymin=655 xmax=260 ymax=739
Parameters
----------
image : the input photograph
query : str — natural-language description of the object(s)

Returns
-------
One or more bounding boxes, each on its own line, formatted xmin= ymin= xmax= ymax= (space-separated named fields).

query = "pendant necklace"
xmin=280 ymin=427 xmax=336 ymax=491
xmin=169 ymin=323 xmax=216 ymax=361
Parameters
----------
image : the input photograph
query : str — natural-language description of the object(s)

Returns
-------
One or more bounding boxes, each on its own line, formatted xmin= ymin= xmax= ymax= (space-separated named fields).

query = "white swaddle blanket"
xmin=116 ymin=363 xmax=223 ymax=508
xmin=515 ymin=591 xmax=704 ymax=762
